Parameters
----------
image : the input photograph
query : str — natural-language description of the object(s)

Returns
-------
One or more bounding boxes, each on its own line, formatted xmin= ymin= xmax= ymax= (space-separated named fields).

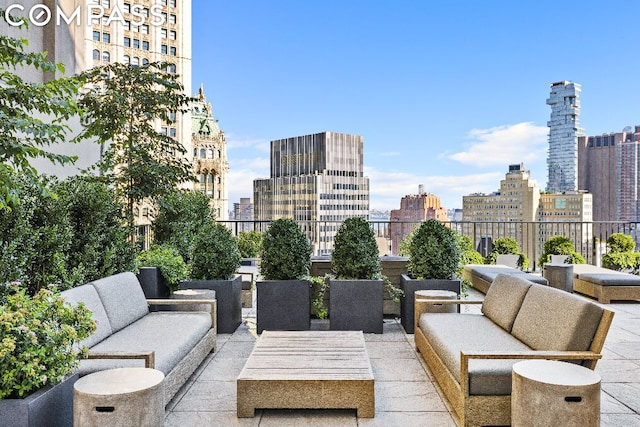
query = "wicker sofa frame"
xmin=414 ymin=274 xmax=614 ymax=427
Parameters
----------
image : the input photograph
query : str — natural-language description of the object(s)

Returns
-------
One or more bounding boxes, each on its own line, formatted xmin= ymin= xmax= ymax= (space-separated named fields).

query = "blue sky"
xmin=192 ymin=1 xmax=640 ymax=211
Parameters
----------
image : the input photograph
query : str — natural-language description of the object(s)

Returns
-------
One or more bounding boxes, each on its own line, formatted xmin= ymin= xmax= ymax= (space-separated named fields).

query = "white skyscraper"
xmin=546 ymin=81 xmax=585 ymax=193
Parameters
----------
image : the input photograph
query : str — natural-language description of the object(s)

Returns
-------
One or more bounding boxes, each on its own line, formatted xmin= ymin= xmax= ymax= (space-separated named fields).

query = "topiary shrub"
xmin=260 ymin=218 xmax=311 ymax=280
xmin=331 ymin=217 xmax=381 ymax=279
xmin=408 ymin=219 xmax=460 ymax=280
xmin=484 ymin=237 xmax=529 ymax=270
xmin=602 ymin=233 xmax=640 ymax=272
xmin=136 ymin=244 xmax=188 ymax=293
xmin=190 ymin=221 xmax=241 ymax=280
xmin=538 ymin=235 xmax=586 ymax=267
xmin=236 ymin=230 xmax=263 ymax=259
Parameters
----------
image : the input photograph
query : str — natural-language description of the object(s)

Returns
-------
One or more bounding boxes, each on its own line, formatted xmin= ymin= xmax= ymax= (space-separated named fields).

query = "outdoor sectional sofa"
xmin=414 ymin=273 xmax=614 ymax=427
xmin=61 ymin=272 xmax=217 ymax=405
xmin=462 ymin=264 xmax=548 ymax=294
xmin=571 ymin=263 xmax=640 ymax=303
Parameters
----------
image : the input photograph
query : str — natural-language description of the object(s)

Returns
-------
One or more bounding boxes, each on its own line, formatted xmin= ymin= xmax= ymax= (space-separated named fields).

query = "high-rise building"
xmin=253 ymin=131 xmax=370 ymax=254
xmin=389 ymin=186 xmax=449 ymax=255
xmin=232 ymin=198 xmax=254 ymax=232
xmin=547 ymin=81 xmax=584 ymax=193
xmin=578 ymin=126 xmax=640 ymax=222
xmin=191 ymin=86 xmax=228 ymax=220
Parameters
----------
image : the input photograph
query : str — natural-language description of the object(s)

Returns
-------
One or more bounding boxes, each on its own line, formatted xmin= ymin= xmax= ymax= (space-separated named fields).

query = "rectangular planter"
xmin=137 ymin=267 xmax=170 ymax=312
xmin=0 ymin=373 xmax=78 ymax=427
xmin=329 ymin=279 xmax=383 ymax=334
xmin=181 ymin=275 xmax=242 ymax=333
xmin=256 ymin=280 xmax=310 ymax=334
xmin=400 ymin=275 xmax=461 ymax=334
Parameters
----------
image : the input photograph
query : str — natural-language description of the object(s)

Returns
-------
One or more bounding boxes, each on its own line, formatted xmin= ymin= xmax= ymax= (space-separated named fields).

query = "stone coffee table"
xmin=237 ymin=330 xmax=374 ymax=417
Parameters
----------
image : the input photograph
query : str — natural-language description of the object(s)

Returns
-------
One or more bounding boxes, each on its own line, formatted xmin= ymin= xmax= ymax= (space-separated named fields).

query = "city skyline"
xmin=194 ymin=1 xmax=640 ymax=211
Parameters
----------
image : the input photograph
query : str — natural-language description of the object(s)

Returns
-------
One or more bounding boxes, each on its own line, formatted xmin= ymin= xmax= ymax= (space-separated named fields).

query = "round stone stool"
xmin=414 ymin=290 xmax=458 ymax=314
xmin=512 ymin=360 xmax=600 ymax=427
xmin=171 ymin=289 xmax=216 ymax=312
xmin=543 ymin=263 xmax=574 ymax=293
xmin=73 ymin=367 xmax=164 ymax=427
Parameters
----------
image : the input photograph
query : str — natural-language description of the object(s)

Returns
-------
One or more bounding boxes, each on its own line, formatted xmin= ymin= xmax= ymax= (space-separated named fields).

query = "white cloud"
xmin=226 ymin=157 xmax=269 ymax=206
xmin=225 ymin=134 xmax=271 ymax=153
xmin=364 ymin=167 xmax=503 ymax=211
xmin=449 ymin=122 xmax=547 ymax=167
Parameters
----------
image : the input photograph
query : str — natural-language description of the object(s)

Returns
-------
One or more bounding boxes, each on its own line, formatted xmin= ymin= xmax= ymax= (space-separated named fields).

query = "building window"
xmin=132 ymin=56 xmax=139 ymax=66
xmin=133 ymin=39 xmax=140 ymax=49
xmin=92 ymin=49 xmax=100 ymax=61
xmin=169 ymin=14 xmax=176 ymax=24
xmin=169 ymin=0 xmax=176 ymax=7
xmin=93 ymin=31 xmax=100 ymax=41
xmin=169 ymin=46 xmax=176 ymax=56
xmin=169 ymin=30 xmax=176 ymax=40
xmin=124 ymin=20 xmax=130 ymax=30
xmin=102 ymin=33 xmax=110 ymax=43
xmin=169 ymin=128 xmax=176 ymax=137
xmin=161 ymin=44 xmax=167 ymax=54
xmin=102 ymin=51 xmax=110 ymax=62
xmin=123 ymin=3 xmax=130 ymax=13
xmin=141 ymin=24 xmax=149 ymax=34
xmin=102 ymin=0 xmax=110 ymax=8
xmin=161 ymin=28 xmax=167 ymax=38
xmin=142 ymin=58 xmax=149 ymax=65
xmin=168 ymin=64 xmax=176 ymax=73
xmin=123 ymin=37 xmax=130 ymax=47
xmin=123 ymin=55 xmax=130 ymax=64
xmin=142 ymin=41 xmax=149 ymax=50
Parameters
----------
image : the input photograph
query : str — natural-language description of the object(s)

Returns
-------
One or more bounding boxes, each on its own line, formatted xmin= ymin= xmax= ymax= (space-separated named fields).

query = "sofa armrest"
xmin=146 ymin=298 xmax=217 ymax=332
xmin=87 ymin=350 xmax=155 ymax=369
xmin=459 ymin=350 xmax=602 ymax=397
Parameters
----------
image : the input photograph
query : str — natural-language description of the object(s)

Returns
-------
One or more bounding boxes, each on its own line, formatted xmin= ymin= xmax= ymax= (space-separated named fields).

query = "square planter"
xmin=329 ymin=279 xmax=383 ymax=334
xmin=0 ymin=373 xmax=78 ymax=427
xmin=181 ymin=275 xmax=242 ymax=333
xmin=137 ymin=267 xmax=170 ymax=312
xmin=400 ymin=275 xmax=460 ymax=334
xmin=256 ymin=280 xmax=310 ymax=334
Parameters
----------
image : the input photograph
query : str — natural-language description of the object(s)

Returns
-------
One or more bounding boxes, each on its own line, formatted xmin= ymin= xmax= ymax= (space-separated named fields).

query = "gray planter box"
xmin=329 ymin=279 xmax=383 ymax=334
xmin=181 ymin=275 xmax=242 ymax=333
xmin=257 ymin=280 xmax=310 ymax=334
xmin=137 ymin=267 xmax=170 ymax=312
xmin=0 ymin=372 xmax=78 ymax=427
xmin=400 ymin=275 xmax=461 ymax=334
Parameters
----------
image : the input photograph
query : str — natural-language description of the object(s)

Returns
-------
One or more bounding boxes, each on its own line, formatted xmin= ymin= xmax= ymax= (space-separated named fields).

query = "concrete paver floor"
xmin=165 ymin=288 xmax=640 ymax=426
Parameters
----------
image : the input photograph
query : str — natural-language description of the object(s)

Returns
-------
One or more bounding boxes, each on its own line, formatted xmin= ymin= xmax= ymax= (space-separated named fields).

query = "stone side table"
xmin=414 ymin=290 xmax=459 ymax=314
xmin=73 ymin=367 xmax=165 ymax=427
xmin=544 ymin=263 xmax=574 ymax=293
xmin=512 ymin=360 xmax=600 ymax=427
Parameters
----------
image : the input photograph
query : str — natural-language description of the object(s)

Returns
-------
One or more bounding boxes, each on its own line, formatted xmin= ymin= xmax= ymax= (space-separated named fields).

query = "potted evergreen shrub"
xmin=400 ymin=219 xmax=461 ymax=333
xmin=0 ymin=284 xmax=95 ymax=427
xmin=538 ymin=235 xmax=586 ymax=268
xmin=136 ymin=244 xmax=188 ymax=299
xmin=484 ymin=237 xmax=529 ymax=270
xmin=257 ymin=218 xmax=312 ymax=333
xmin=602 ymin=233 xmax=640 ymax=273
xmin=329 ymin=217 xmax=385 ymax=334
xmin=181 ymin=221 xmax=242 ymax=333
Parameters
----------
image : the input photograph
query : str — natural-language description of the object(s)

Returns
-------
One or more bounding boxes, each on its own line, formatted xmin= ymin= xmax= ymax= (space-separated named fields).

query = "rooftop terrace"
xmin=163 ymin=284 xmax=640 ymax=426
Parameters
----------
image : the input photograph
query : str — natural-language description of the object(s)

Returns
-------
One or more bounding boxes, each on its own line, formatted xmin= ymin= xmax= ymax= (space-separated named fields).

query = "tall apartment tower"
xmin=389 ymin=186 xmax=449 ymax=255
xmin=191 ymin=86 xmax=229 ymax=220
xmin=253 ymin=132 xmax=370 ymax=255
xmin=546 ymin=81 xmax=585 ymax=193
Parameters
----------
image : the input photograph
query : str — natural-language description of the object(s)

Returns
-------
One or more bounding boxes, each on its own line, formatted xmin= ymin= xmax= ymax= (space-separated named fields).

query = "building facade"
xmin=253 ymin=132 xmax=370 ymax=255
xmin=546 ymin=81 xmax=584 ymax=193
xmin=191 ymin=86 xmax=228 ymax=220
xmin=232 ymin=198 xmax=254 ymax=232
xmin=462 ymin=164 xmax=592 ymax=268
xmin=389 ymin=186 xmax=449 ymax=255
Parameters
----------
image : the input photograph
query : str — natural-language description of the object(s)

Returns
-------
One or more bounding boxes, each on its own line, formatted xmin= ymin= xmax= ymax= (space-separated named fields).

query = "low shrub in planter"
xmin=136 ymin=244 xmax=188 ymax=293
xmin=237 ymin=230 xmax=263 ymax=259
xmin=408 ymin=219 xmax=460 ymax=280
xmin=260 ymin=219 xmax=311 ymax=280
xmin=190 ymin=221 xmax=241 ymax=280
xmin=0 ymin=284 xmax=95 ymax=399
xmin=332 ymin=217 xmax=382 ymax=280
xmin=538 ymin=235 xmax=586 ymax=267
xmin=484 ymin=237 xmax=529 ymax=271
